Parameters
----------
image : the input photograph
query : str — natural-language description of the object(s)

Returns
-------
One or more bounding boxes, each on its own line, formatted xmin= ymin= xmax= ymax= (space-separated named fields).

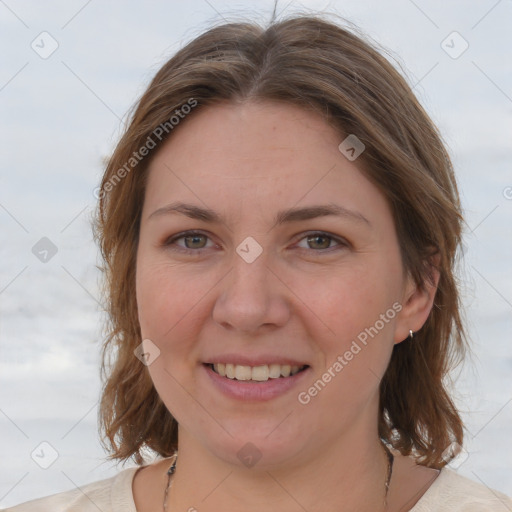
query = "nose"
xmin=212 ymin=251 xmax=291 ymax=334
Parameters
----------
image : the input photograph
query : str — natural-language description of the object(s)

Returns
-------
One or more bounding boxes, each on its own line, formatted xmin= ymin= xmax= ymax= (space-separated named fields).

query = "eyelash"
xmin=162 ymin=230 xmax=348 ymax=256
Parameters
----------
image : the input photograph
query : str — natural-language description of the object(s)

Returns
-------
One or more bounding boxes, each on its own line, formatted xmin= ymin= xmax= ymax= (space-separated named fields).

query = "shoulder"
xmin=412 ymin=468 xmax=512 ymax=511
xmin=1 ymin=467 xmax=140 ymax=512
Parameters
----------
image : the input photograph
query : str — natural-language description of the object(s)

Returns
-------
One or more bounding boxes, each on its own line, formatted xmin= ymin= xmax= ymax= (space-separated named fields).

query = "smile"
xmin=209 ymin=363 xmax=308 ymax=381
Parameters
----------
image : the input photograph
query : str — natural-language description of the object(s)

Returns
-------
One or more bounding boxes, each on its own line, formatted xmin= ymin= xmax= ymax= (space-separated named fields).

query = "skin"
xmin=133 ymin=101 xmax=440 ymax=511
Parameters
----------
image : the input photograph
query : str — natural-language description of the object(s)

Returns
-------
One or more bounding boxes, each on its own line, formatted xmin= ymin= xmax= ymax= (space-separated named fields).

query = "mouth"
xmin=205 ymin=363 xmax=309 ymax=382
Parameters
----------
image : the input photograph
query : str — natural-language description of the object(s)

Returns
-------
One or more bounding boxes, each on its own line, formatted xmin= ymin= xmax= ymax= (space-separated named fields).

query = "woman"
xmin=5 ymin=13 xmax=511 ymax=512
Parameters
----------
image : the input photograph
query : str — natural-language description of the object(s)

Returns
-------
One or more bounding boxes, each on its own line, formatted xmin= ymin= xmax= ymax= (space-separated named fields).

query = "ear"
xmin=394 ymin=253 xmax=441 ymax=344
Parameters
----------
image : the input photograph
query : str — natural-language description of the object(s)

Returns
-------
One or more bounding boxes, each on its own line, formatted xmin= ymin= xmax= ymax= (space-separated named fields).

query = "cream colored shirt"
xmin=3 ymin=465 xmax=512 ymax=511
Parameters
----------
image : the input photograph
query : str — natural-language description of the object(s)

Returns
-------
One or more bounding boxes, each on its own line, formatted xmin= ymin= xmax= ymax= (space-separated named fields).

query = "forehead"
xmin=149 ymin=101 xmax=340 ymax=177
xmin=143 ymin=101 xmax=389 ymax=226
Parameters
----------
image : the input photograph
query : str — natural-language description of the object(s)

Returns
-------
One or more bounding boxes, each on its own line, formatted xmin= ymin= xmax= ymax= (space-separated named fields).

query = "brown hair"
xmin=94 ymin=13 xmax=467 ymax=468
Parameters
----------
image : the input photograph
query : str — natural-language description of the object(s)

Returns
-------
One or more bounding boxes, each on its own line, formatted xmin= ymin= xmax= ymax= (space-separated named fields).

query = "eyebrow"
xmin=147 ymin=201 xmax=371 ymax=227
xmin=148 ymin=202 xmax=371 ymax=226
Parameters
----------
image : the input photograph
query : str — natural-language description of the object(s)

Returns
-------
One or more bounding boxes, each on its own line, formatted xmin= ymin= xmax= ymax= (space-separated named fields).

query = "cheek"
xmin=135 ymin=257 xmax=219 ymax=380
xmin=293 ymin=262 xmax=401 ymax=414
xmin=296 ymin=260 xmax=400 ymax=347
xmin=136 ymin=260 xmax=201 ymax=338
xmin=295 ymin=269 xmax=398 ymax=424
xmin=136 ymin=261 xmax=207 ymax=412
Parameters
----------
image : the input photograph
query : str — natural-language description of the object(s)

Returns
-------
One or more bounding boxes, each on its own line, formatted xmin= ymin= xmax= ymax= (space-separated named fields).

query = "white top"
xmin=3 ymin=464 xmax=512 ymax=511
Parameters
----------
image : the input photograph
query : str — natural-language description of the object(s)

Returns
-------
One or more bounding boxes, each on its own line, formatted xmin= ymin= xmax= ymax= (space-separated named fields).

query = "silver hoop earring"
xmin=409 ymin=329 xmax=414 ymax=340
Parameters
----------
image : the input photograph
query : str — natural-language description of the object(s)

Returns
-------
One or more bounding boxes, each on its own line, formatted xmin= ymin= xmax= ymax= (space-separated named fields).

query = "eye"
xmin=163 ymin=230 xmax=216 ymax=254
xmin=295 ymin=232 xmax=348 ymax=253
xmin=162 ymin=230 xmax=348 ymax=256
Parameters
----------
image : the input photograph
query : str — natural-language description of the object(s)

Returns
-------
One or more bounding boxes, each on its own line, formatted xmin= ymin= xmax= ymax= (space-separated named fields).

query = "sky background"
xmin=0 ymin=0 xmax=511 ymax=508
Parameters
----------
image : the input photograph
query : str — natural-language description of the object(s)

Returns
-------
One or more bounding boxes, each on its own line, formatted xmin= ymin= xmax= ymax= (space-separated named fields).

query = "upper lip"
xmin=203 ymin=354 xmax=310 ymax=367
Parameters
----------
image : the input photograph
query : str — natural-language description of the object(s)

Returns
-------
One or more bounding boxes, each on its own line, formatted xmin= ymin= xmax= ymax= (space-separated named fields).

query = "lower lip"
xmin=202 ymin=364 xmax=311 ymax=401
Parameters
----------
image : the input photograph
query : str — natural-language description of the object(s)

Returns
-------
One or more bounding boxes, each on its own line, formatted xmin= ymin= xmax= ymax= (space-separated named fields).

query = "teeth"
xmin=280 ymin=365 xmax=291 ymax=377
xmin=212 ymin=363 xmax=305 ymax=381
xmin=235 ymin=365 xmax=252 ymax=381
xmin=252 ymin=365 xmax=269 ymax=381
xmin=216 ymin=363 xmax=226 ymax=377
xmin=225 ymin=363 xmax=235 ymax=379
xmin=269 ymin=364 xmax=281 ymax=378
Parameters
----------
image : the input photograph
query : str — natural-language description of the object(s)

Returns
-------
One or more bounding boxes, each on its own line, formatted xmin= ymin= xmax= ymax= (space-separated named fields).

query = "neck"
xmin=167 ymin=428 xmax=390 ymax=512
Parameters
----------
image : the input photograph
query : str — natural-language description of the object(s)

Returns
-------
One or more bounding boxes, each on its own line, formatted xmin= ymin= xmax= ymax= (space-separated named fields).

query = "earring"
xmin=409 ymin=329 xmax=414 ymax=340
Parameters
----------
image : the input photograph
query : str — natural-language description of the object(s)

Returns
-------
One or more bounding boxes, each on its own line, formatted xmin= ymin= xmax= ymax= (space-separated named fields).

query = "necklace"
xmin=163 ymin=452 xmax=178 ymax=512
xmin=163 ymin=445 xmax=394 ymax=511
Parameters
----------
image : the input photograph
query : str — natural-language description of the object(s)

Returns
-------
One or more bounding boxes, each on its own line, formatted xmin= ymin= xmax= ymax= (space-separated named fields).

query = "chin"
xmin=197 ymin=419 xmax=310 ymax=470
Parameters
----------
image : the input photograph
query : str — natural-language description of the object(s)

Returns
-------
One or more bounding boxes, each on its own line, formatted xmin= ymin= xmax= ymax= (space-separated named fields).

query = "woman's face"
xmin=136 ymin=101 xmax=417 ymax=467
